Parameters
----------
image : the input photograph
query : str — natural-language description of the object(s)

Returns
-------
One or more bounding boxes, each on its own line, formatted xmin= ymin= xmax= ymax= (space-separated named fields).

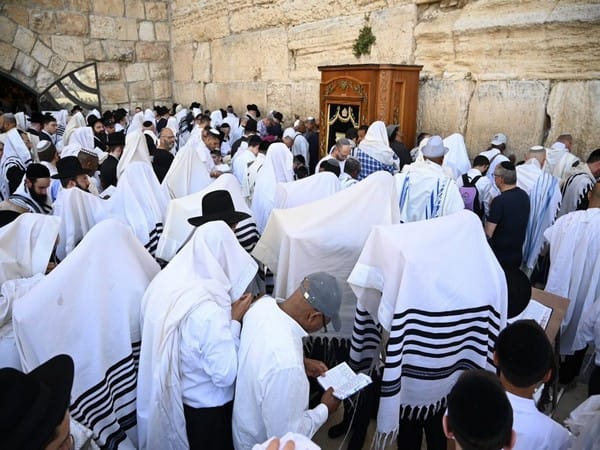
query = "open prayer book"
xmin=318 ymin=362 xmax=372 ymax=400
xmin=508 ymin=299 xmax=553 ymax=330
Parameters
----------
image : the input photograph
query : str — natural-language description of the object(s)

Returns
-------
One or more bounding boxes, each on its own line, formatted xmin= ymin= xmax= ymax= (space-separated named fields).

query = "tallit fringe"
xmin=371 ymin=429 xmax=398 ymax=450
xmin=303 ymin=336 xmax=350 ymax=368
xmin=399 ymin=397 xmax=447 ymax=421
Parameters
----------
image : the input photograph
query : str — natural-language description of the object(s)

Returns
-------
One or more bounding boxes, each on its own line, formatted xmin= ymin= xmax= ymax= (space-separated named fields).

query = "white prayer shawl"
xmin=519 ymin=162 xmax=562 ymax=273
xmin=162 ymin=128 xmax=212 ymax=199
xmin=13 ymin=219 xmax=161 ymax=450
xmin=63 ymin=111 xmax=86 ymax=146
xmin=0 ymin=129 xmax=32 ymax=200
xmin=0 ymin=213 xmax=59 ymax=285
xmin=252 ymin=171 xmax=400 ymax=340
xmin=52 ymin=187 xmax=109 ymax=261
xmin=251 ymin=143 xmax=294 ymax=233
xmin=43 ymin=109 xmax=68 ymax=128
xmin=246 ymin=153 xmax=265 ymax=204
xmin=347 ymin=211 xmax=507 ymax=447
xmin=9 ymin=179 xmax=53 ymax=214
xmin=358 ymin=121 xmax=397 ymax=166
xmin=127 ymin=111 xmax=145 ymax=136
xmin=156 ymin=173 xmax=257 ymax=262
xmin=108 ymin=162 xmax=169 ymax=256
xmin=61 ymin=127 xmax=108 ymax=162
xmin=143 ymin=109 xmax=156 ymax=126
xmin=137 ymin=221 xmax=257 ymax=450
xmin=117 ymin=131 xmax=152 ymax=179
xmin=558 ymin=163 xmax=596 ymax=217
xmin=544 ymin=208 xmax=600 ymax=354
xmin=210 ymin=109 xmax=223 ymax=128
xmin=232 ymin=148 xmax=256 ymax=187
xmin=394 ymin=159 xmax=464 ymax=223
xmin=442 ymin=133 xmax=471 ymax=179
xmin=553 ymin=151 xmax=580 ymax=182
xmin=166 ymin=116 xmax=178 ymax=137
xmin=274 ymin=171 xmax=340 ymax=209
xmin=224 ymin=113 xmax=240 ymax=134
xmin=86 ymin=109 xmax=100 ymax=122
xmin=15 ymin=112 xmax=27 ymax=131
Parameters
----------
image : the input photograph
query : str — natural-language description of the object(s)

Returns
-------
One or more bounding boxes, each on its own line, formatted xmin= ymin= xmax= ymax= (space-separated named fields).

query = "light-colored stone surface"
xmin=149 ymin=62 xmax=171 ymax=80
xmin=116 ymin=17 xmax=139 ymax=41
xmin=192 ymin=42 xmax=211 ymax=83
xmin=139 ymin=21 xmax=156 ymax=42
xmin=35 ymin=66 xmax=55 ymax=90
xmin=0 ymin=41 xmax=18 ymax=71
xmin=101 ymin=82 xmax=129 ymax=104
xmin=545 ymin=81 xmax=600 ymax=159
xmin=13 ymin=26 xmax=36 ymax=53
xmin=204 ymin=81 xmax=268 ymax=111
xmin=55 ymin=12 xmax=88 ymax=36
xmin=129 ymin=80 xmax=153 ymax=101
xmin=145 ymin=2 xmax=168 ymax=21
xmin=29 ymin=11 xmax=55 ymax=34
xmin=136 ymin=42 xmax=169 ymax=62
xmin=172 ymin=81 xmax=205 ymax=106
xmin=155 ymin=22 xmax=170 ymax=42
xmin=84 ymin=40 xmax=105 ymax=61
xmin=172 ymin=44 xmax=194 ymax=82
xmin=90 ymin=15 xmax=117 ymax=39
xmin=125 ymin=63 xmax=149 ymax=82
xmin=102 ymin=40 xmax=135 ymax=62
xmin=14 ymin=52 xmax=40 ymax=78
xmin=48 ymin=55 xmax=66 ymax=75
xmin=31 ymin=40 xmax=53 ymax=67
xmin=51 ymin=35 xmax=84 ymax=62
xmin=3 ymin=5 xmax=29 ymax=27
xmin=97 ymin=62 xmax=122 ymax=82
xmin=125 ymin=0 xmax=146 ymax=19
xmin=0 ymin=15 xmax=18 ymax=42
xmin=93 ymin=0 xmax=124 ymax=17
xmin=153 ymin=80 xmax=171 ymax=100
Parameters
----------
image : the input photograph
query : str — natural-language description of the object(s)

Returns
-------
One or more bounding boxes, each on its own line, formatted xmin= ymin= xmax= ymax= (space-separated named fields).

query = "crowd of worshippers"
xmin=0 ymin=100 xmax=599 ymax=450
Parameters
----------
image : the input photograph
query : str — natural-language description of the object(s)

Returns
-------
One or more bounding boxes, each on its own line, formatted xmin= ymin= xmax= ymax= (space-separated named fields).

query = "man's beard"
xmin=30 ymin=191 xmax=48 ymax=205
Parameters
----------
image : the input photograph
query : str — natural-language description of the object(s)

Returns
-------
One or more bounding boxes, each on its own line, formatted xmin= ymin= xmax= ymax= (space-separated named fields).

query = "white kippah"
xmin=36 ymin=140 xmax=52 ymax=152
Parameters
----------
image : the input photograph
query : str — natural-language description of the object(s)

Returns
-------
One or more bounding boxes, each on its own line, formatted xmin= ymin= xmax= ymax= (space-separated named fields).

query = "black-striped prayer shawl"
xmin=8 ymin=192 xmax=53 ymax=214
xmin=144 ymin=222 xmax=164 ymax=257
xmin=560 ymin=170 xmax=595 ymax=214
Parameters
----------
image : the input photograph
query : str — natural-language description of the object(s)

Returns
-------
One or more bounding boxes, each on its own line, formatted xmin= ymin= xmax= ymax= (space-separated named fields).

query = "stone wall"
xmin=170 ymin=0 xmax=600 ymax=160
xmin=0 ymin=0 xmax=171 ymax=111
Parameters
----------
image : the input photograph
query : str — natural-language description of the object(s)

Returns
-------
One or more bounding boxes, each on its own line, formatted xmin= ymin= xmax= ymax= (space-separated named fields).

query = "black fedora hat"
xmin=52 ymin=156 xmax=88 ymax=180
xmin=0 ymin=354 xmax=74 ymax=449
xmin=0 ymin=210 xmax=20 ymax=228
xmin=187 ymin=190 xmax=251 ymax=227
xmin=504 ymin=267 xmax=532 ymax=318
xmin=28 ymin=111 xmax=46 ymax=124
xmin=107 ymin=131 xmax=125 ymax=147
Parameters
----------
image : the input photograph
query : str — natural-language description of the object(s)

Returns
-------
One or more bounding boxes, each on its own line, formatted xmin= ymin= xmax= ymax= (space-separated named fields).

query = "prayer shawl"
xmin=108 ymin=162 xmax=169 ymax=257
xmin=116 ymin=131 xmax=152 ymax=179
xmin=246 ymin=152 xmax=266 ymax=204
xmin=137 ymin=221 xmax=257 ymax=450
xmin=251 ymin=143 xmax=294 ymax=233
xmin=553 ymin=151 xmax=580 ymax=182
xmin=162 ymin=128 xmax=212 ymax=199
xmin=0 ymin=213 xmax=59 ymax=285
xmin=517 ymin=160 xmax=562 ymax=273
xmin=558 ymin=164 xmax=596 ymax=217
xmin=394 ymin=159 xmax=464 ymax=223
xmin=127 ymin=111 xmax=144 ymax=136
xmin=544 ymin=208 xmax=600 ymax=354
xmin=442 ymin=133 xmax=471 ymax=179
xmin=52 ymin=187 xmax=109 ymax=261
xmin=357 ymin=121 xmax=397 ymax=166
xmin=156 ymin=173 xmax=259 ymax=262
xmin=143 ymin=109 xmax=156 ymax=126
xmin=9 ymin=180 xmax=53 ymax=214
xmin=0 ymin=129 xmax=32 ymax=200
xmin=63 ymin=111 xmax=86 ymax=146
xmin=13 ymin=219 xmax=161 ymax=450
xmin=348 ymin=210 xmax=507 ymax=447
xmin=232 ymin=148 xmax=256 ymax=189
xmin=62 ymin=127 xmax=108 ymax=162
xmin=546 ymin=142 xmax=566 ymax=173
xmin=274 ymin=171 xmax=340 ymax=209
xmin=252 ymin=171 xmax=400 ymax=341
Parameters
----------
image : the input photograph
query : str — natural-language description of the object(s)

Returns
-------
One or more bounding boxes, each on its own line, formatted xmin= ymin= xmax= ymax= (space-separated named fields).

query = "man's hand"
xmin=231 ymin=293 xmax=253 ymax=322
xmin=320 ymin=387 xmax=341 ymax=415
xmin=265 ymin=438 xmax=295 ymax=450
xmin=303 ymin=357 xmax=328 ymax=378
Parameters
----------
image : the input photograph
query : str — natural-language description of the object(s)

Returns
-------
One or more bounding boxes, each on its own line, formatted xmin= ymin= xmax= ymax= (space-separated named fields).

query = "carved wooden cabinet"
xmin=318 ymin=64 xmax=422 ymax=157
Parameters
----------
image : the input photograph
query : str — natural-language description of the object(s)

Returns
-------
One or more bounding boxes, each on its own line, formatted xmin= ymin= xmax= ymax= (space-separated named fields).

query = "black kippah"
xmin=500 ymin=160 xmax=515 ymax=171
xmin=26 ymin=163 xmax=50 ymax=179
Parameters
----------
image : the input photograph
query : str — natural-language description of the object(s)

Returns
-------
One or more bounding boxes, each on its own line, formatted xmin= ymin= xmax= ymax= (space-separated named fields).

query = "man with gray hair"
xmin=315 ymin=137 xmax=352 ymax=174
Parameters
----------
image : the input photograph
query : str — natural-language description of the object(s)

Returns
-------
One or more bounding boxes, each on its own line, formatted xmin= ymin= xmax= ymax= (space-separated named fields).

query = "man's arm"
xmin=485 ymin=221 xmax=497 ymax=239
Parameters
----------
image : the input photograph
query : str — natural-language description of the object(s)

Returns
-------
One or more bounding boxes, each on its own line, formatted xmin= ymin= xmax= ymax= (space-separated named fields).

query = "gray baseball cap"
xmin=300 ymin=272 xmax=343 ymax=331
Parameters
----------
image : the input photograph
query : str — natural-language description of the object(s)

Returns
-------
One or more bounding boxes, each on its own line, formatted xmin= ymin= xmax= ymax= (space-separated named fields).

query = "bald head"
xmin=159 ymin=128 xmax=175 ymax=150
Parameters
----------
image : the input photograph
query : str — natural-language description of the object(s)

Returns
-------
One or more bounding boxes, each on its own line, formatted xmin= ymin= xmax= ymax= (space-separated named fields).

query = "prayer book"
xmin=317 ymin=362 xmax=372 ymax=400
xmin=508 ymin=299 xmax=553 ymax=330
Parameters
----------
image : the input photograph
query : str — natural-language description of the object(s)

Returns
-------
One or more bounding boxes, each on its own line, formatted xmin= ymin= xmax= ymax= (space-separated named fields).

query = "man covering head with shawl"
xmin=63 ymin=111 xmax=86 ymax=146
xmin=0 ymin=128 xmax=32 ymax=200
xmin=137 ymin=221 xmax=258 ymax=450
xmin=116 ymin=131 xmax=152 ymax=179
xmin=355 ymin=121 xmax=398 ymax=180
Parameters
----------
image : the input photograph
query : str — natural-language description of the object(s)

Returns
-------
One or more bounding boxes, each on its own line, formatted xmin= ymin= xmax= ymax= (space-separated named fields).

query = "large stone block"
xmin=125 ymin=0 xmax=146 ymax=19
xmin=418 ymin=79 xmax=475 ymax=139
xmin=85 ymin=40 xmax=105 ymax=61
xmin=464 ymin=80 xmax=550 ymax=161
xmin=36 ymin=66 xmax=55 ymax=90
xmin=103 ymin=40 xmax=135 ymax=62
xmin=13 ymin=26 xmax=36 ymax=53
xmin=266 ymin=83 xmax=292 ymax=117
xmin=259 ymin=28 xmax=289 ymax=81
xmin=116 ymin=18 xmax=139 ymax=41
xmin=368 ymin=4 xmax=417 ymax=64
xmin=14 ymin=52 xmax=40 ymax=78
xmin=0 ymin=15 xmax=18 ymax=43
xmin=3 ymin=5 xmax=29 ymax=27
xmin=192 ymin=42 xmax=211 ymax=83
xmin=93 ymin=0 xmax=124 ymax=16
xmin=31 ymin=0 xmax=64 ymax=8
xmin=125 ymin=63 xmax=149 ymax=82
xmin=97 ymin=62 xmax=122 ymax=81
xmin=55 ymin=12 xmax=88 ymax=36
xmin=149 ymin=62 xmax=170 ymax=80
xmin=228 ymin=0 xmax=287 ymax=34
xmin=545 ymin=81 xmax=600 ymax=159
xmin=153 ymin=80 xmax=171 ymax=100
xmin=0 ymin=42 xmax=18 ymax=71
xmin=66 ymin=0 xmax=90 ymax=13
xmin=171 ymin=6 xmax=229 ymax=44
xmin=145 ymin=2 xmax=168 ymax=21
xmin=211 ymin=33 xmax=261 ymax=83
xmin=129 ymin=80 xmax=153 ymax=101
xmin=139 ymin=21 xmax=155 ymax=41
xmin=204 ymin=82 xmax=267 ymax=111
xmin=52 ymin=35 xmax=84 ymax=62
xmin=155 ymin=22 xmax=170 ymax=42
xmin=29 ymin=11 xmax=55 ymax=34
xmin=102 ymin=82 xmax=129 ymax=104
xmin=48 ymin=55 xmax=66 ymax=75
xmin=90 ymin=16 xmax=117 ymax=39
xmin=31 ymin=40 xmax=53 ymax=67
xmin=173 ymin=81 xmax=206 ymax=107
xmin=136 ymin=42 xmax=169 ymax=62
xmin=172 ymin=44 xmax=193 ymax=82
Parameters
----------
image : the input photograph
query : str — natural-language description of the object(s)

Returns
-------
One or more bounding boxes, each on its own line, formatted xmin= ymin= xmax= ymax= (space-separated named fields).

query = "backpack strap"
xmin=471 ymin=175 xmax=482 ymax=185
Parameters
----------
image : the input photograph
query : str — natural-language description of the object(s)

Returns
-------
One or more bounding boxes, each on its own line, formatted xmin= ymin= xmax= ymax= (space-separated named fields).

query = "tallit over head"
xmin=117 ymin=131 xmax=152 ymax=179
xmin=274 ymin=171 xmax=341 ymax=209
xmin=442 ymin=133 xmax=471 ymax=178
xmin=63 ymin=111 xmax=86 ymax=146
xmin=1 ymin=128 xmax=32 ymax=199
xmin=358 ymin=121 xmax=396 ymax=166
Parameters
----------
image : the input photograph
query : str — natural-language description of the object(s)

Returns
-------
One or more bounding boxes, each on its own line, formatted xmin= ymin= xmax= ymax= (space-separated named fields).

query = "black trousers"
xmin=397 ymin=408 xmax=446 ymax=450
xmin=589 ymin=365 xmax=600 ymax=396
xmin=559 ymin=346 xmax=588 ymax=384
xmin=183 ymin=401 xmax=233 ymax=450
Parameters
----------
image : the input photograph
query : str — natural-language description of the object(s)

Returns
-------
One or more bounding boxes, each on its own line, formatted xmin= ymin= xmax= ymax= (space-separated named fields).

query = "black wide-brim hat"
xmin=188 ymin=189 xmax=251 ymax=227
xmin=52 ymin=156 xmax=88 ymax=179
xmin=27 ymin=111 xmax=46 ymax=124
xmin=504 ymin=267 xmax=532 ymax=318
xmin=0 ymin=354 xmax=74 ymax=449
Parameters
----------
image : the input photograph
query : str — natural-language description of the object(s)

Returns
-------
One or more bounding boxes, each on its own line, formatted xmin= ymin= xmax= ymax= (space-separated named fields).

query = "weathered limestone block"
xmin=0 ymin=16 xmax=18 ymax=43
xmin=116 ymin=18 xmax=139 ymax=41
xmin=125 ymin=63 xmax=149 ymax=82
xmin=0 ymin=42 xmax=18 ymax=71
xmin=29 ymin=11 xmax=55 ymax=34
xmin=93 ymin=0 xmax=124 ymax=17
xmin=545 ymin=81 xmax=600 ymax=159
xmin=97 ymin=62 xmax=122 ymax=81
xmin=13 ymin=26 xmax=36 ymax=53
xmin=172 ymin=44 xmax=194 ymax=82
xmin=259 ymin=28 xmax=289 ymax=81
xmin=192 ymin=42 xmax=211 ymax=83
xmin=171 ymin=7 xmax=229 ymax=44
xmin=55 ymin=12 xmax=88 ymax=36
xmin=31 ymin=40 xmax=53 ymax=66
xmin=145 ymin=2 xmax=168 ymax=21
xmin=149 ymin=62 xmax=170 ymax=80
xmin=36 ymin=66 xmax=55 ymax=90
xmin=155 ymin=22 xmax=170 ymax=42
xmin=291 ymin=81 xmax=320 ymax=118
xmin=103 ymin=40 xmax=135 ymax=62
xmin=136 ymin=42 xmax=169 ymax=62
xmin=368 ymin=4 xmax=416 ymax=64
xmin=139 ymin=22 xmax=155 ymax=41
xmin=417 ymin=79 xmax=475 ymax=139
xmin=172 ymin=81 xmax=205 ymax=107
xmin=464 ymin=81 xmax=550 ymax=161
xmin=204 ymin=82 xmax=267 ymax=111
xmin=3 ymin=5 xmax=29 ymax=27
xmin=125 ymin=0 xmax=146 ymax=19
xmin=66 ymin=0 xmax=90 ymax=13
xmin=48 ymin=55 xmax=66 ymax=75
xmin=31 ymin=0 xmax=64 ymax=8
xmin=52 ymin=35 xmax=84 ymax=62
xmin=90 ymin=16 xmax=117 ymax=39
xmin=228 ymin=0 xmax=287 ymax=34
xmin=153 ymin=80 xmax=171 ymax=100
xmin=266 ymin=83 xmax=292 ymax=116
xmin=14 ymin=52 xmax=40 ymax=78
xmin=102 ymin=82 xmax=129 ymax=104
xmin=129 ymin=80 xmax=153 ymax=101
xmin=85 ymin=41 xmax=105 ymax=61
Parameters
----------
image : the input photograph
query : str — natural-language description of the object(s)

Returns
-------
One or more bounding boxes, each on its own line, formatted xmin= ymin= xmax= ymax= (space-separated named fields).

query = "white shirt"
xmin=456 ymin=168 xmax=495 ymax=217
xmin=232 ymin=297 xmax=328 ymax=450
xmin=479 ymin=148 xmax=509 ymax=196
xmin=507 ymin=392 xmax=571 ymax=450
xmin=180 ymin=301 xmax=241 ymax=408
